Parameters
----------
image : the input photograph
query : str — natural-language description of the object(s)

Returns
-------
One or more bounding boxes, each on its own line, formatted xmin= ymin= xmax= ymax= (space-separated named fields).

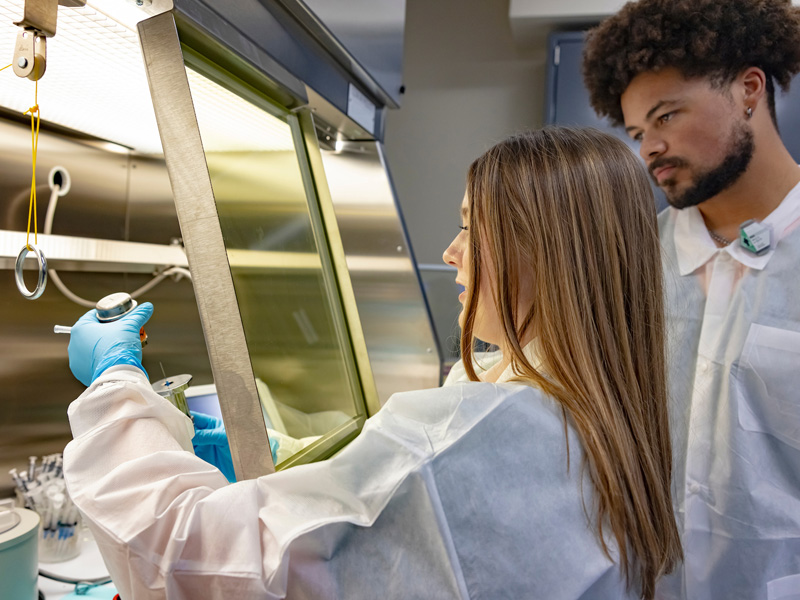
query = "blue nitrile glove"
xmin=191 ymin=411 xmax=279 ymax=482
xmin=191 ymin=411 xmax=236 ymax=483
xmin=269 ymin=432 xmax=279 ymax=465
xmin=68 ymin=303 xmax=153 ymax=387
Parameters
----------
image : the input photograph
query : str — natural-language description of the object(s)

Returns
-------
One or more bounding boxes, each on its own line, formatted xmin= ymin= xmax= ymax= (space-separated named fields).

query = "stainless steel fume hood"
xmin=0 ymin=0 xmax=440 ymax=493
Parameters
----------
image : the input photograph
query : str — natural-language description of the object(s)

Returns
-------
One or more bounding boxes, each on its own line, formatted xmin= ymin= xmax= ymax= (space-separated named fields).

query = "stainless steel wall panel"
xmin=0 ymin=119 xmax=128 ymax=241
xmin=126 ymin=156 xmax=183 ymax=246
xmin=319 ymin=141 xmax=441 ymax=403
xmin=418 ymin=264 xmax=461 ymax=375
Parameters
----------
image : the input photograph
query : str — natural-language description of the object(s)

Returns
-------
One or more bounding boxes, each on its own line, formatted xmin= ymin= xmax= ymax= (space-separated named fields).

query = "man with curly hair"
xmin=583 ymin=1 xmax=800 ymax=598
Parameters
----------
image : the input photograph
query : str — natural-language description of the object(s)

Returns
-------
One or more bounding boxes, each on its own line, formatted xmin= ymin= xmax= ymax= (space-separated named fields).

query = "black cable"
xmin=38 ymin=567 xmax=112 ymax=586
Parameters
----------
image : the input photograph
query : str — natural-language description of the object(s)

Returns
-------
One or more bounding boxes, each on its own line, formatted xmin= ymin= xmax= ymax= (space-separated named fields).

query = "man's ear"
xmin=739 ymin=66 xmax=767 ymax=112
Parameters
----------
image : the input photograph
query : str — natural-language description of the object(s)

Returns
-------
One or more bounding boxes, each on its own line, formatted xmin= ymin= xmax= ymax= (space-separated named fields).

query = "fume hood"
xmin=0 ymin=0 xmax=440 ymax=493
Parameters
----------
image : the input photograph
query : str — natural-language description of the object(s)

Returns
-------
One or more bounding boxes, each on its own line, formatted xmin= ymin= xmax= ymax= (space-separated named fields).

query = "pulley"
xmin=12 ymin=0 xmax=87 ymax=82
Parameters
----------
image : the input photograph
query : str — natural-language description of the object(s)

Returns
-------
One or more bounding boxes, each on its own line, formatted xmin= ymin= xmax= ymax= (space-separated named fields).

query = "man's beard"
xmin=651 ymin=122 xmax=755 ymax=209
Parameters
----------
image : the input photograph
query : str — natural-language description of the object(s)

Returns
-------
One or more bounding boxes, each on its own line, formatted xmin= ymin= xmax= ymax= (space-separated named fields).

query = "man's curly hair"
xmin=582 ymin=0 xmax=800 ymax=126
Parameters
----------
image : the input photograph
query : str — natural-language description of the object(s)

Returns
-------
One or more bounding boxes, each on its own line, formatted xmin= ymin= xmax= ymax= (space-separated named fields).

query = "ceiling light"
xmin=0 ymin=0 xmax=294 ymax=154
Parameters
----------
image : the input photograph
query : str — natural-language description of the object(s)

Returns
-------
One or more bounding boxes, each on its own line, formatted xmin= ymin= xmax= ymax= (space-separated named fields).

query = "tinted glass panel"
xmin=186 ymin=68 xmax=365 ymax=466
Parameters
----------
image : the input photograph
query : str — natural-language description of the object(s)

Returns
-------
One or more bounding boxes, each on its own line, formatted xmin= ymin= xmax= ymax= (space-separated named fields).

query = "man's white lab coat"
xmin=656 ymin=182 xmax=800 ymax=600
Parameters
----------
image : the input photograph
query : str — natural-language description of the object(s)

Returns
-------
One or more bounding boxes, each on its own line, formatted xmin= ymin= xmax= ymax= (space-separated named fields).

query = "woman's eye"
xmin=459 ymin=225 xmax=469 ymax=232
xmin=659 ymin=112 xmax=674 ymax=124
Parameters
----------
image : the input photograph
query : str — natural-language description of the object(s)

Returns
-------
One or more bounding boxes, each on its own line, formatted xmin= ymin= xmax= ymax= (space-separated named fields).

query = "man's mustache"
xmin=648 ymin=157 xmax=689 ymax=180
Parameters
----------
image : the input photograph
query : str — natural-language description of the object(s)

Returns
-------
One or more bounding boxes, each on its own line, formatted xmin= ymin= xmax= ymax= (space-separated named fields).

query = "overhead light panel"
xmin=0 ymin=0 xmax=295 ymax=154
xmin=186 ymin=69 xmax=295 ymax=154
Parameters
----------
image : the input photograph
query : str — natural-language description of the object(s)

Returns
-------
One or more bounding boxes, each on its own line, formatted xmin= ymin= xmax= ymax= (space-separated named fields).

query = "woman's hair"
xmin=461 ymin=127 xmax=681 ymax=599
xmin=582 ymin=0 xmax=800 ymax=127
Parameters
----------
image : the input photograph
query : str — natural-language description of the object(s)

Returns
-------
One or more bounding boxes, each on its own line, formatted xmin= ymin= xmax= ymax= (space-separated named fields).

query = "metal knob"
xmin=53 ymin=292 xmax=148 ymax=345
xmin=95 ymin=292 xmax=137 ymax=322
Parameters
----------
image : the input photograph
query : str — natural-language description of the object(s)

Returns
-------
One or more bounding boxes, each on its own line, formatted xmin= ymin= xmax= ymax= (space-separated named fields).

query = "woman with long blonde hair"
xmin=444 ymin=126 xmax=682 ymax=598
xmin=63 ymin=126 xmax=679 ymax=599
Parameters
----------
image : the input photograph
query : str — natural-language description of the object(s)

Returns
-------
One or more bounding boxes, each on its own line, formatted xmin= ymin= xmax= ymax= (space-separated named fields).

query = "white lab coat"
xmin=656 ymin=181 xmax=800 ymax=600
xmin=63 ymin=358 xmax=635 ymax=599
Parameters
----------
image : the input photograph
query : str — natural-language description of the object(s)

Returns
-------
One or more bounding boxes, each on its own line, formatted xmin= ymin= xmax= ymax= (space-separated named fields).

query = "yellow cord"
xmin=0 ymin=63 xmax=12 ymax=72
xmin=24 ymin=80 xmax=40 ymax=251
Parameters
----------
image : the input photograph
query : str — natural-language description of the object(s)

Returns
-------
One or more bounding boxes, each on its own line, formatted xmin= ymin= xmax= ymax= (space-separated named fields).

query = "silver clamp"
xmin=15 ymin=243 xmax=48 ymax=300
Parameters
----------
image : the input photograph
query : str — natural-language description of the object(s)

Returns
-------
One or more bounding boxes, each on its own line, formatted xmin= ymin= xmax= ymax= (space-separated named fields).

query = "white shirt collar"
xmin=672 ymin=177 xmax=800 ymax=275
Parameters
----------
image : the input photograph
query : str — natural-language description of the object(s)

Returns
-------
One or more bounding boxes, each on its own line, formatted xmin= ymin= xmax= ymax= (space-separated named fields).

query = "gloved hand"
xmin=191 ymin=411 xmax=280 ymax=483
xmin=191 ymin=411 xmax=236 ymax=483
xmin=68 ymin=303 xmax=153 ymax=387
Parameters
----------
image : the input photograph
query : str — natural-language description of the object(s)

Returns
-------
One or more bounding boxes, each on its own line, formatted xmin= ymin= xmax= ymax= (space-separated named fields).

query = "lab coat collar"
xmin=495 ymin=339 xmax=543 ymax=384
xmin=672 ymin=178 xmax=800 ymax=275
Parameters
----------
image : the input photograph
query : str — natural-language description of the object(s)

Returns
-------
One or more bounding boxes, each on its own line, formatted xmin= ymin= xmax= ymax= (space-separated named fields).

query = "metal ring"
xmin=15 ymin=244 xmax=48 ymax=300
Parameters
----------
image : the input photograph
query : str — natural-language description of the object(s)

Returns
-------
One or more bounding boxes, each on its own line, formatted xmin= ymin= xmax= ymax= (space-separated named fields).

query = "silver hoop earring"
xmin=746 ymin=107 xmax=753 ymax=119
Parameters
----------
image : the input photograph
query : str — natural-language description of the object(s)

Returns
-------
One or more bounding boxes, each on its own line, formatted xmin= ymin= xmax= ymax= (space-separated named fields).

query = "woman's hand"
xmin=191 ymin=411 xmax=236 ymax=483
xmin=68 ymin=303 xmax=153 ymax=386
xmin=191 ymin=411 xmax=280 ymax=482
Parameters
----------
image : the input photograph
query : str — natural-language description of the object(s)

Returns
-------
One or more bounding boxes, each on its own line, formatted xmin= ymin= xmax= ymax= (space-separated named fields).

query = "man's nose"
xmin=640 ymin=131 xmax=667 ymax=162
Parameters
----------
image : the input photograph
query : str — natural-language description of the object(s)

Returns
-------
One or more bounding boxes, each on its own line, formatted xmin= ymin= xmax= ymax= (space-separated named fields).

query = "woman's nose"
xmin=443 ymin=237 xmax=460 ymax=267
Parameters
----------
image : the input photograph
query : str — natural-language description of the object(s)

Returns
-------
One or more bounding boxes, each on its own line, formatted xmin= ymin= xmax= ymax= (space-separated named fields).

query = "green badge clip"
xmin=739 ymin=219 xmax=772 ymax=256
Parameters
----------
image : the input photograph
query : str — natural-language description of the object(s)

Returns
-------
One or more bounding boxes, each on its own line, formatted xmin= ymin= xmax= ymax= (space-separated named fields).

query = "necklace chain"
xmin=708 ymin=229 xmax=733 ymax=246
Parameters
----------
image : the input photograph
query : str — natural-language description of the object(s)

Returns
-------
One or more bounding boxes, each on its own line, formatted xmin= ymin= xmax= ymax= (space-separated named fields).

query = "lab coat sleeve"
xmin=63 ymin=366 xmax=467 ymax=599
xmin=64 ymin=365 xmax=260 ymax=597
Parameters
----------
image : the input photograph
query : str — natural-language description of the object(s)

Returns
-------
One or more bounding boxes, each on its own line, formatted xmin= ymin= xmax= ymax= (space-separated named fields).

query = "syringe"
xmin=53 ymin=325 xmax=71 ymax=334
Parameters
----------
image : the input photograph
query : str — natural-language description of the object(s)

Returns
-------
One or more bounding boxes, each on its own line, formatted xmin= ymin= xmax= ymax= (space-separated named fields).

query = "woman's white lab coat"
xmin=64 ymin=360 xmax=635 ymax=599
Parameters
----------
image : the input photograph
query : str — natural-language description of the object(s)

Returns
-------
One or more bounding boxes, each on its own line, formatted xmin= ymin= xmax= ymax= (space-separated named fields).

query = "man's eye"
xmin=632 ymin=132 xmax=643 ymax=143
xmin=659 ymin=112 xmax=674 ymax=124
